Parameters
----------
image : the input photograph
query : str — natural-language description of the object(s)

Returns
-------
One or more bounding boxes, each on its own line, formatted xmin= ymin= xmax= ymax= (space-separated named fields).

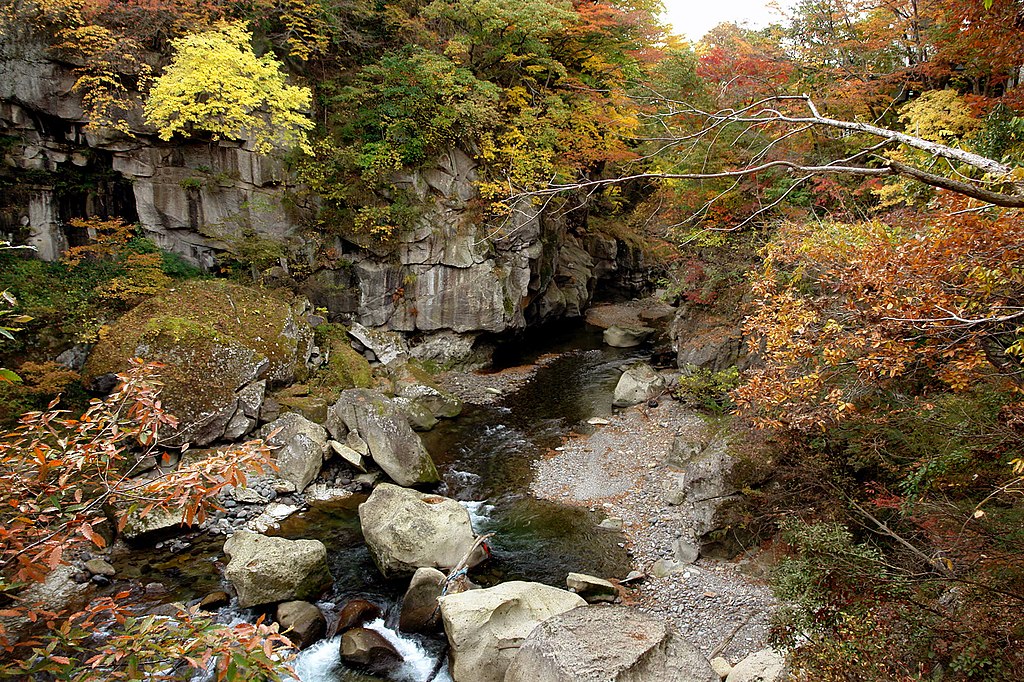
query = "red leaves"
xmin=740 ymin=200 xmax=1024 ymax=431
xmin=80 ymin=522 xmax=105 ymax=549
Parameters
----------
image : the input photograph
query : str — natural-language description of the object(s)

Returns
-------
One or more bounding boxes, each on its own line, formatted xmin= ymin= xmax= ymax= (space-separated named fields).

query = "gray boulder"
xmin=504 ymin=606 xmax=717 ymax=682
xmin=326 ymin=390 xmax=439 ymax=486
xmin=603 ymin=325 xmax=655 ymax=348
xmin=439 ymin=581 xmax=586 ymax=682
xmin=359 ymin=484 xmax=485 ymax=577
xmin=275 ymin=600 xmax=326 ymax=649
xmin=399 ymin=567 xmax=446 ymax=633
xmin=261 ymin=413 xmax=328 ymax=492
xmin=613 ymin=362 xmax=666 ymax=407
xmin=725 ymin=649 xmax=787 ymax=682
xmin=222 ymin=531 xmax=332 ymax=608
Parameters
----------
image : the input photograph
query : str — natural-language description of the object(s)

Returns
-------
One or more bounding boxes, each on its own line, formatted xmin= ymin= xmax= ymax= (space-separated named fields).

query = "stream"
xmin=118 ymin=322 xmax=647 ymax=681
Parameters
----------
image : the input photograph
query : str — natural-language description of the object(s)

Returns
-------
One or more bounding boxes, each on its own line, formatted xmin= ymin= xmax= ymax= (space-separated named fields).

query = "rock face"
xmin=83 ymin=280 xmax=313 ymax=447
xmin=222 ymin=531 xmax=332 ymax=608
xmin=438 ymin=581 xmax=586 ymax=682
xmin=260 ymin=413 xmax=328 ymax=492
xmin=671 ymin=304 xmax=751 ymax=374
xmin=359 ymin=484 xmax=484 ymax=577
xmin=613 ymin=362 xmax=667 ymax=407
xmin=0 ymin=41 xmax=647 ymax=345
xmin=326 ymin=390 xmax=439 ymax=486
xmin=504 ymin=606 xmax=718 ymax=682
xmin=120 ymin=505 xmax=197 ymax=542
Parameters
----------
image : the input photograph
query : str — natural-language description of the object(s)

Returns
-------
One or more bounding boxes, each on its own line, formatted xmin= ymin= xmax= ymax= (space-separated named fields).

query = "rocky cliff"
xmin=0 ymin=37 xmax=649 ymax=348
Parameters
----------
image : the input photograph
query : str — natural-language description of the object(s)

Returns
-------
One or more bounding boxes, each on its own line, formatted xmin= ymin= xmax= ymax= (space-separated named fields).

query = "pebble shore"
xmin=449 ymin=361 xmax=777 ymax=664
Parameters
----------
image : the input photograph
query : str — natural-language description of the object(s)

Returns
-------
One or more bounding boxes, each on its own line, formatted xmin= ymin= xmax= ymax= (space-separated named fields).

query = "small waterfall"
xmin=289 ymin=619 xmax=451 ymax=682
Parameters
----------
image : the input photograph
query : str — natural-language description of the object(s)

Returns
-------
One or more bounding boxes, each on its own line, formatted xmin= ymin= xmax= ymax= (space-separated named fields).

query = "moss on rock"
xmin=83 ymin=280 xmax=312 ymax=445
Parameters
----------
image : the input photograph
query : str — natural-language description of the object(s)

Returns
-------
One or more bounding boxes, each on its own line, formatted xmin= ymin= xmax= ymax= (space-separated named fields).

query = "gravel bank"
xmin=532 ymin=399 xmax=777 ymax=663
xmin=438 ymin=354 xmax=561 ymax=405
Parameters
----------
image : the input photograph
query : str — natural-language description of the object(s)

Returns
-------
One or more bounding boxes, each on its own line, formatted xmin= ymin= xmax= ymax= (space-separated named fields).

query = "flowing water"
xmin=121 ymin=322 xmax=646 ymax=681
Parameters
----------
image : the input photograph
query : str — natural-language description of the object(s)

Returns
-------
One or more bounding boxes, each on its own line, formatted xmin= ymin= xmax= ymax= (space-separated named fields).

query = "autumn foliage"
xmin=0 ymin=361 xmax=294 ymax=679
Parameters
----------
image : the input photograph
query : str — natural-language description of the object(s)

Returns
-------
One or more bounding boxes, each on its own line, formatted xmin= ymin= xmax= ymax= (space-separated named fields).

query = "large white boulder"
xmin=438 ymin=581 xmax=586 ymax=682
xmin=612 ymin=362 xmax=666 ymax=407
xmin=358 ymin=484 xmax=484 ymax=577
xmin=504 ymin=605 xmax=717 ymax=682
xmin=327 ymin=389 xmax=439 ymax=486
xmin=222 ymin=531 xmax=332 ymax=608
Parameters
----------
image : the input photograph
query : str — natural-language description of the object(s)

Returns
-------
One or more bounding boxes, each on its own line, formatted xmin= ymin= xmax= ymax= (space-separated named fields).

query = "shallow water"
xmin=126 ymin=322 xmax=647 ymax=680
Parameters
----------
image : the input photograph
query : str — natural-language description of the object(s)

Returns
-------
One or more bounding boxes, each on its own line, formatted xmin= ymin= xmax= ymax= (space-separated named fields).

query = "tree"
xmin=0 ymin=361 xmax=294 ymax=679
xmin=144 ymin=21 xmax=314 ymax=154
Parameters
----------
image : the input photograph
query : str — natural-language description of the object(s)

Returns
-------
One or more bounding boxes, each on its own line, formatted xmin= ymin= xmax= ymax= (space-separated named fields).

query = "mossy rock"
xmin=309 ymin=324 xmax=373 ymax=398
xmin=83 ymin=280 xmax=313 ymax=446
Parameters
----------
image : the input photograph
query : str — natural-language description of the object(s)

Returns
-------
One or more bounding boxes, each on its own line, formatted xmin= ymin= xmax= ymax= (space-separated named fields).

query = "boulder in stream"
xmin=504 ymin=605 xmax=717 ymax=682
xmin=337 ymin=598 xmax=384 ymax=632
xmin=612 ymin=361 xmax=666 ymax=407
xmin=260 ymin=413 xmax=328 ymax=492
xmin=326 ymin=389 xmax=440 ymax=486
xmin=438 ymin=580 xmax=586 ymax=682
xmin=399 ymin=567 xmax=447 ymax=633
xmin=275 ymin=600 xmax=326 ymax=649
xmin=222 ymin=531 xmax=332 ymax=608
xmin=359 ymin=483 xmax=485 ymax=578
xmin=340 ymin=627 xmax=404 ymax=675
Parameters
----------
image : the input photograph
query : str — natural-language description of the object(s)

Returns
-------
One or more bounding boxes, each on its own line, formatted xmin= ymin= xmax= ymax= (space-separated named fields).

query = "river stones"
xmin=260 ymin=413 xmax=328 ymax=492
xmin=340 ymin=627 xmax=403 ymax=674
xmin=275 ymin=600 xmax=326 ymax=649
xmin=326 ymin=389 xmax=439 ymax=486
xmin=222 ymin=531 xmax=332 ymax=608
xmin=438 ymin=581 xmax=586 ymax=682
xmin=504 ymin=605 xmax=717 ymax=682
xmin=612 ymin=361 xmax=666 ymax=407
xmin=565 ymin=572 xmax=617 ymax=603
xmin=358 ymin=484 xmax=485 ymax=578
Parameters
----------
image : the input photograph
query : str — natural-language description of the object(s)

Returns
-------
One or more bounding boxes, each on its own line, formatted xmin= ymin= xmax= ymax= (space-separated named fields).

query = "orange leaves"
xmin=739 ymin=201 xmax=1024 ymax=431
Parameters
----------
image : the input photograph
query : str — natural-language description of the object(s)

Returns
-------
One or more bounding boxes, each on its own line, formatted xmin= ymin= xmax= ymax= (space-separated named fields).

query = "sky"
xmin=661 ymin=0 xmax=795 ymax=42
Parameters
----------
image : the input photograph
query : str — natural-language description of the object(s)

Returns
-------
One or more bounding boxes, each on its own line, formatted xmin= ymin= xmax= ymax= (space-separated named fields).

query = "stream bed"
xmin=118 ymin=323 xmax=648 ymax=681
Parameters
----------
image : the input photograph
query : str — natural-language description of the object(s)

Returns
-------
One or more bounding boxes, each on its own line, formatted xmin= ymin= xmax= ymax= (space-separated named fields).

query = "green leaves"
xmin=144 ymin=22 xmax=313 ymax=154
